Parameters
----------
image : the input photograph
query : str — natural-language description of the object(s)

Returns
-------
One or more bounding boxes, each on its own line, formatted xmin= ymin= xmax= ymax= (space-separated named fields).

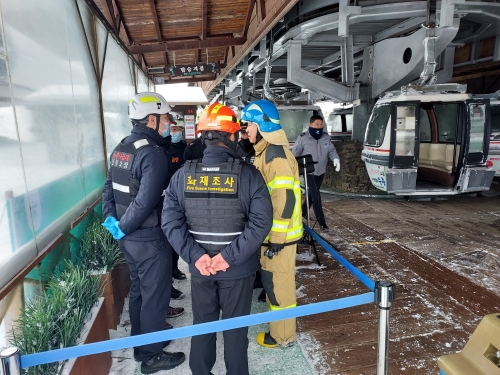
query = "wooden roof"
xmin=93 ymin=0 xmax=253 ymax=84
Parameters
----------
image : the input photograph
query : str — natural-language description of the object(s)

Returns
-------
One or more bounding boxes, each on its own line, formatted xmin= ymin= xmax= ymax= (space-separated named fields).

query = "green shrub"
xmin=77 ymin=215 xmax=123 ymax=274
xmin=10 ymin=264 xmax=101 ymax=375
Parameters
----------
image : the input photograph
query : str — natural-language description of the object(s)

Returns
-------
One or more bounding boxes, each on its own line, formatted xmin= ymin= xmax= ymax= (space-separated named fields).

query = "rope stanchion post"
xmin=1 ymin=347 xmax=22 ymax=375
xmin=375 ymin=281 xmax=396 ymax=375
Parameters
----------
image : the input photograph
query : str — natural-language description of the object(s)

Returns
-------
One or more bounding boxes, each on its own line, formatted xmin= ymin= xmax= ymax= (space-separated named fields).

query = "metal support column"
xmin=1 ymin=347 xmax=21 ymax=375
xmin=375 ymin=281 xmax=396 ymax=375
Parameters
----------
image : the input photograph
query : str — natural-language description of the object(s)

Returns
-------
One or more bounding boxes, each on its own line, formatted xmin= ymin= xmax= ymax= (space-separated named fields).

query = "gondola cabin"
xmin=362 ymin=85 xmax=496 ymax=195
xmin=489 ymin=97 xmax=500 ymax=176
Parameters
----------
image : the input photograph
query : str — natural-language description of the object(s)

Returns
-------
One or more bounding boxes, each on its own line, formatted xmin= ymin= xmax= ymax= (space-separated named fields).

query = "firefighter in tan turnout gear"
xmin=241 ymin=100 xmax=303 ymax=348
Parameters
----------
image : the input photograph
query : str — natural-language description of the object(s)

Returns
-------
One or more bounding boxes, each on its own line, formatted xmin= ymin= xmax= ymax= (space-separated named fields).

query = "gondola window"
xmin=395 ymin=106 xmax=416 ymax=156
xmin=365 ymin=104 xmax=391 ymax=147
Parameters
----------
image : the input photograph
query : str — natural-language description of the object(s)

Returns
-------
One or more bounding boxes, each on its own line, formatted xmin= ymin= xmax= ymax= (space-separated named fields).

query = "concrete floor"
xmin=296 ymin=191 xmax=500 ymax=374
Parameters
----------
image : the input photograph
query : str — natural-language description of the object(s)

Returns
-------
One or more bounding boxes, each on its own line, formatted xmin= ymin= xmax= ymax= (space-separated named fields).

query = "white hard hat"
xmin=129 ymin=92 xmax=171 ymax=120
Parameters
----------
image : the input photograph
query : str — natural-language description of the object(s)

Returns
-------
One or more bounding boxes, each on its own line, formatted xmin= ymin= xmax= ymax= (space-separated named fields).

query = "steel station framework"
xmin=91 ymin=0 xmax=500 ymax=140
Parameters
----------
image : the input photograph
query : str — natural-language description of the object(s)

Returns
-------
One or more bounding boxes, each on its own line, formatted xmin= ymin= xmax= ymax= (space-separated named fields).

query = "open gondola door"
xmin=458 ymin=99 xmax=495 ymax=192
xmin=386 ymin=101 xmax=420 ymax=193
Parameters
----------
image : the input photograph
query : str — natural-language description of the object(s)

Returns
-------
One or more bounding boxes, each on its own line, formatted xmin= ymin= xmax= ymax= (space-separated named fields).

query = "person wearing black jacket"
xmin=168 ymin=122 xmax=188 ymax=281
xmin=183 ymin=135 xmax=206 ymax=161
xmin=102 ymin=92 xmax=185 ymax=374
xmin=162 ymin=102 xmax=272 ymax=375
xmin=236 ymin=126 xmax=255 ymax=163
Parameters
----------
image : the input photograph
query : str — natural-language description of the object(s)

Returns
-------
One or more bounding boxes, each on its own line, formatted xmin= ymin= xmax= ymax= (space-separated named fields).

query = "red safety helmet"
xmin=196 ymin=102 xmax=240 ymax=134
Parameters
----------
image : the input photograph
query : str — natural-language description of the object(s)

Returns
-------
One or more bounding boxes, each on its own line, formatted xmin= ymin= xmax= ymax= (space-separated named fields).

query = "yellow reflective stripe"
xmin=139 ymin=96 xmax=161 ymax=103
xmin=265 ymin=226 xmax=303 ymax=241
xmin=270 ymin=303 xmax=296 ymax=311
xmin=216 ymin=115 xmax=238 ymax=123
xmin=273 ymin=219 xmax=288 ymax=225
xmin=211 ymin=104 xmax=223 ymax=113
xmin=269 ymin=117 xmax=280 ymax=125
xmin=267 ymin=177 xmax=295 ymax=192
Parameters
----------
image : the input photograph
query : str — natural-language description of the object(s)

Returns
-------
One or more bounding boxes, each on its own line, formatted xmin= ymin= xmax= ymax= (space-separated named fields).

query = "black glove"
xmin=264 ymin=243 xmax=285 ymax=259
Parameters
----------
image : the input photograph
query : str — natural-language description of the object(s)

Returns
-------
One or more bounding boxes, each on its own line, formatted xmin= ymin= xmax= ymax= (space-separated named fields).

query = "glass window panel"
xmin=102 ymin=40 xmax=136 ymax=159
xmin=490 ymin=104 xmax=500 ymax=139
xmin=435 ymin=103 xmax=462 ymax=143
xmin=345 ymin=114 xmax=353 ymax=132
xmin=419 ymin=108 xmax=431 ymax=142
xmin=394 ymin=105 xmax=416 ymax=156
xmin=0 ymin=57 xmax=36 ymax=289
xmin=65 ymin=0 xmax=106 ymax=201
xmin=469 ymin=103 xmax=486 ymax=154
xmin=137 ymin=71 xmax=149 ymax=93
xmin=0 ymin=6 xmax=5 ymax=56
xmin=327 ymin=113 xmax=343 ymax=132
xmin=278 ymin=109 xmax=319 ymax=142
xmin=96 ymin=22 xmax=108 ymax=79
xmin=76 ymin=0 xmax=97 ymax=74
xmin=1 ymin=0 xmax=91 ymax=288
xmin=364 ymin=104 xmax=391 ymax=147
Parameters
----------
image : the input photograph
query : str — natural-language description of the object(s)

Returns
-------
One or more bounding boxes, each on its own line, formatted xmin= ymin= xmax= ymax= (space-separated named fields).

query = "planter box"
xmin=62 ymin=297 xmax=112 ymax=375
xmin=100 ymin=263 xmax=131 ymax=330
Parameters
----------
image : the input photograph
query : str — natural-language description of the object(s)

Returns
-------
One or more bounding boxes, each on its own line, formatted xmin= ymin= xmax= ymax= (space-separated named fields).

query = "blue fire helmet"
xmin=240 ymin=100 xmax=281 ymax=132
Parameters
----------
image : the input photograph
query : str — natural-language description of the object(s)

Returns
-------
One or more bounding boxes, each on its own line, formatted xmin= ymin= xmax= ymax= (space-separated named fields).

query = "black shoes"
xmin=141 ymin=351 xmax=186 ymax=374
xmin=257 ymin=289 xmax=266 ymax=302
xmin=171 ymin=286 xmax=184 ymax=300
xmin=320 ymin=225 xmax=330 ymax=232
xmin=167 ymin=306 xmax=184 ymax=318
xmin=172 ymin=268 xmax=186 ymax=280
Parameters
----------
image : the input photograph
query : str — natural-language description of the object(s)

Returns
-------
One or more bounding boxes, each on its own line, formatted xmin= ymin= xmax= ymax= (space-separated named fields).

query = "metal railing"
xmin=1 ymin=224 xmax=395 ymax=375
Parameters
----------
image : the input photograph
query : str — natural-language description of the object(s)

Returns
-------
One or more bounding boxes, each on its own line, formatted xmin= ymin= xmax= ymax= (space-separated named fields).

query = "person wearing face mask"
xmin=292 ymin=114 xmax=340 ymax=232
xmin=236 ymin=126 xmax=255 ymax=163
xmin=167 ymin=120 xmax=188 ymax=282
xmin=241 ymin=100 xmax=302 ymax=349
xmin=102 ymin=92 xmax=186 ymax=374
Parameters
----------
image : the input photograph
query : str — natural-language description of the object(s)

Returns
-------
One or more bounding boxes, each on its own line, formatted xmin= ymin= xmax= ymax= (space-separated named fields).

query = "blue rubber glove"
xmin=102 ymin=217 xmax=125 ymax=239
xmin=111 ymin=221 xmax=125 ymax=240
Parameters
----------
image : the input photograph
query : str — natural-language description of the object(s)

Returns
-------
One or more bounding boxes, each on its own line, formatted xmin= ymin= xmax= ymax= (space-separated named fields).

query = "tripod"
xmin=295 ymin=154 xmax=321 ymax=267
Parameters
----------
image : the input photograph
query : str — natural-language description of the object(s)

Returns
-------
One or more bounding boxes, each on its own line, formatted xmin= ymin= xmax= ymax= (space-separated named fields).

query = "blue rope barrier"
xmin=303 ymin=224 xmax=376 ymax=291
xmin=20 ymin=291 xmax=374 ymax=369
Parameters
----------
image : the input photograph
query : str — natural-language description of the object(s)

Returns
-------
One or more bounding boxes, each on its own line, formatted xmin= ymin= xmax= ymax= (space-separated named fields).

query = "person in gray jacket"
xmin=292 ymin=114 xmax=340 ymax=231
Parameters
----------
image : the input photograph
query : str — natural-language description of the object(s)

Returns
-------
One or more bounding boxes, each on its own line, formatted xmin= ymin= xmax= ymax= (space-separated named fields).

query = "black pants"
xmin=302 ymin=173 xmax=326 ymax=227
xmin=119 ymin=237 xmax=172 ymax=362
xmin=172 ymin=249 xmax=180 ymax=272
xmin=190 ymin=274 xmax=255 ymax=375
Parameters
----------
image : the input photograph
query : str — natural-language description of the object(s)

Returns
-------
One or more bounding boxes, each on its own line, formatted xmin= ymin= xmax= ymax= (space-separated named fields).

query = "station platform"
xmin=107 ymin=193 xmax=500 ymax=374
xmin=297 ymin=192 xmax=500 ymax=374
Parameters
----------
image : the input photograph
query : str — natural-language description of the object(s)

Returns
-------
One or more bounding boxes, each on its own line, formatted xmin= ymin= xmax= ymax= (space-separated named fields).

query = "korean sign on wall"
xmin=184 ymin=115 xmax=196 ymax=139
xmin=169 ymin=63 xmax=216 ymax=77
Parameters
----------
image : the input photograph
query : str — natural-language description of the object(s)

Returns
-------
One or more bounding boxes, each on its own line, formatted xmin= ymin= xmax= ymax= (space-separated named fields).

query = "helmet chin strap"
xmin=202 ymin=131 xmax=239 ymax=152
xmin=255 ymin=131 xmax=263 ymax=144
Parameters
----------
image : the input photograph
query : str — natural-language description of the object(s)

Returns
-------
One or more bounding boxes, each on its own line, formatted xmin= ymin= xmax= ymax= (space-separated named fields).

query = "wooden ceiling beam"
xmin=129 ymin=37 xmax=247 ymax=54
xmin=201 ymin=0 xmax=208 ymax=40
xmin=102 ymin=0 xmax=117 ymax=31
xmin=163 ymin=75 xmax=217 ymax=84
xmin=257 ymin=0 xmax=266 ymax=21
xmin=149 ymin=0 xmax=162 ymax=42
xmin=134 ymin=34 xmax=235 ymax=44
xmin=202 ymin=0 xmax=300 ymax=94
xmin=243 ymin=0 xmax=256 ymax=37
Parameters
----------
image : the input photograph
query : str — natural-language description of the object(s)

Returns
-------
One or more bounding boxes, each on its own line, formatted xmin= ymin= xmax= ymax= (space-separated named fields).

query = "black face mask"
xmin=309 ymin=127 xmax=323 ymax=140
xmin=240 ymin=138 xmax=253 ymax=151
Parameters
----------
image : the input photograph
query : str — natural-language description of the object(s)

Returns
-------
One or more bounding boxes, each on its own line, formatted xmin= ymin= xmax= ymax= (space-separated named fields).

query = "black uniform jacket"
xmin=183 ymin=137 xmax=206 ymax=161
xmin=102 ymin=126 xmax=172 ymax=241
xmin=169 ymin=140 xmax=187 ymax=174
xmin=162 ymin=146 xmax=273 ymax=280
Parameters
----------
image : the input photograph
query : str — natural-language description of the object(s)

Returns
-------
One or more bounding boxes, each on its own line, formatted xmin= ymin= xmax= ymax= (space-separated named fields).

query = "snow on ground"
xmin=109 ymin=259 xmax=323 ymax=375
